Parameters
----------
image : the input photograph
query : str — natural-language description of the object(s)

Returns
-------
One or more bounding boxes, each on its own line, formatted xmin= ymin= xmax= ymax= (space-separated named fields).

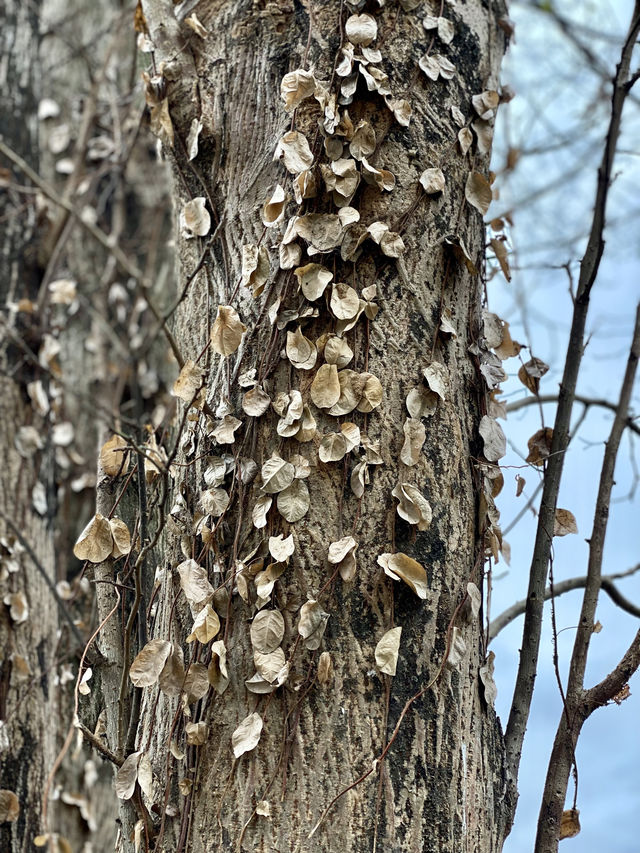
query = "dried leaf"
xmin=479 ymin=415 xmax=506 ymax=462
xmin=212 ymin=414 xmax=242 ymax=445
xmin=185 ymin=721 xmax=208 ymax=746
xmin=400 ymin=418 xmax=426 ymax=466
xmin=356 ymin=373 xmax=383 ymax=413
xmin=406 ymin=386 xmax=437 ymax=418
xmin=294 ymin=213 xmax=343 ymax=252
xmin=446 ymin=627 xmax=467 ymax=668
xmin=298 ymin=600 xmax=329 ymax=650
xmin=518 ymin=357 xmax=549 ymax=394
xmin=479 ymin=651 xmax=497 ymax=706
xmin=253 ymin=647 xmax=286 ymax=683
xmin=377 ymin=552 xmax=428 ymax=599
xmin=252 ymin=494 xmax=272 ymax=529
xmin=294 ymin=263 xmax=333 ymax=301
xmin=465 ymin=172 xmax=492 ymax=215
xmin=0 ymin=791 xmax=19 ymax=823
xmin=242 ymin=385 xmax=271 ymax=417
xmin=208 ymin=640 xmax=229 ymax=694
xmin=458 ymin=127 xmax=473 ymax=156
xmin=232 ymin=712 xmax=263 ymax=758
xmin=375 ymin=627 xmax=402 ymax=675
xmin=423 ymin=362 xmax=449 ymax=400
xmin=177 ymin=559 xmax=214 ymax=608
xmin=261 ymin=455 xmax=295 ymax=493
xmin=149 ymin=98 xmax=173 ymax=147
xmin=392 ymin=482 xmax=432 ymax=530
xmin=109 ymin=518 xmax=131 ymax=559
xmin=241 ymin=245 xmax=270 ymax=297
xmin=183 ymin=662 xmax=209 ymax=703
xmin=328 ymin=535 xmax=358 ymax=581
xmin=526 ymin=427 xmax=553 ymax=467
xmin=3 ymin=592 xmax=28 ymax=623
xmin=262 ymin=183 xmax=287 ymax=226
xmin=311 ymin=364 xmax=341 ymax=409
xmin=324 ymin=335 xmax=353 ymax=368
xmin=115 ymin=751 xmax=142 ymax=800
xmin=419 ymin=168 xmax=445 ymax=194
xmin=73 ymin=514 xmax=113 ymax=563
xmin=286 ymin=327 xmax=317 ymax=370
xmin=554 ymin=509 xmax=578 ymax=537
xmin=210 ymin=305 xmax=246 ymax=357
xmin=277 ymin=478 xmax=310 ymax=522
xmin=330 ymin=283 xmax=360 ymax=320
xmin=275 ymin=131 xmax=314 ymax=174
xmin=319 ymin=432 xmax=349 ymax=463
xmin=172 ymin=360 xmax=204 ymax=404
xmin=281 ymin=69 xmax=316 ymax=112
xmin=129 ymin=640 xmax=172 ymax=688
xmin=158 ymin=644 xmax=185 ymax=696
xmin=100 ymin=434 xmax=128 ymax=477
xmin=269 ymin=533 xmax=295 ymax=562
xmin=186 ymin=604 xmax=220 ymax=643
xmin=345 ymin=13 xmax=377 ymax=45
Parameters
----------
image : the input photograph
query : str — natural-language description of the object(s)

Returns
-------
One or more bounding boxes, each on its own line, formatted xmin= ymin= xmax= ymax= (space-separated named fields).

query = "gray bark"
xmin=91 ymin=1 xmax=514 ymax=851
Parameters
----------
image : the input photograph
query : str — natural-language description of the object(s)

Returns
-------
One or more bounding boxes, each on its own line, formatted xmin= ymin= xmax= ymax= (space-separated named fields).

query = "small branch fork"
xmin=503 ymin=0 xmax=640 ymax=802
xmin=533 ymin=302 xmax=640 ymax=852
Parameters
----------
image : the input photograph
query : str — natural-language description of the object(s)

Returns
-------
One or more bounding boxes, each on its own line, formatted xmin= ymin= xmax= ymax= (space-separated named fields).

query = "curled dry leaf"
xmin=375 ymin=626 xmax=402 ymax=676
xmin=100 ymin=434 xmax=128 ymax=477
xmin=490 ymin=237 xmax=511 ymax=282
xmin=158 ymin=644 xmax=185 ymax=696
xmin=324 ymin=335 xmax=353 ymax=368
xmin=277 ymin=478 xmax=310 ymax=522
xmin=388 ymin=98 xmax=412 ymax=127
xmin=350 ymin=120 xmax=376 ymax=160
xmin=319 ymin=432 xmax=349 ymax=463
xmin=172 ymin=360 xmax=204 ymax=405
xmin=109 ymin=518 xmax=131 ymax=558
xmin=212 ymin=415 xmax=242 ymax=445
xmin=181 ymin=197 xmax=210 ymax=237
xmin=115 ymin=751 xmax=142 ymax=800
xmin=241 ymin=245 xmax=270 ymax=297
xmin=377 ymin=552 xmax=428 ymax=599
xmin=311 ymin=364 xmax=341 ymax=409
xmin=254 ymin=647 xmax=286 ymax=683
xmin=406 ymin=386 xmax=437 ymax=418
xmin=262 ymin=183 xmax=286 ymax=227
xmin=447 ymin=627 xmax=467 ymax=668
xmin=208 ymin=640 xmax=229 ymax=694
xmin=269 ymin=533 xmax=295 ymax=562
xmin=294 ymin=213 xmax=343 ymax=252
xmin=185 ymin=721 xmax=208 ymax=746
xmin=242 ymin=385 xmax=271 ymax=417
xmin=518 ymin=357 xmax=549 ymax=394
xmin=286 ymin=327 xmax=317 ymax=370
xmin=232 ymin=712 xmax=263 ymax=758
xmin=186 ymin=117 xmax=202 ymax=159
xmin=252 ymin=494 xmax=272 ymax=529
xmin=392 ymin=482 xmax=432 ymax=530
xmin=400 ymin=418 xmax=426 ymax=466
xmin=328 ymin=535 xmax=358 ymax=581
xmin=317 ymin=651 xmax=334 ymax=685
xmin=129 ymin=639 xmax=172 ymax=688
xmin=361 ymin=158 xmax=395 ymax=192
xmin=251 ymin=610 xmax=285 ymax=654
xmin=526 ymin=427 xmax=553 ymax=467
xmin=356 ymin=373 xmax=383 ymax=412
xmin=554 ymin=509 xmax=578 ymax=537
xmin=458 ymin=127 xmax=473 ymax=156
xmin=210 ymin=305 xmax=246 ymax=357
xmin=479 ymin=650 xmax=497 ymax=706
xmin=294 ymin=263 xmax=332 ymax=300
xmin=461 ymin=582 xmax=482 ymax=623
xmin=275 ymin=131 xmax=314 ymax=174
xmin=423 ymin=362 xmax=449 ymax=400
xmin=465 ymin=171 xmax=492 ymax=216
xmin=419 ymin=168 xmax=445 ymax=194
xmin=330 ymin=283 xmax=360 ymax=320
xmin=472 ymin=90 xmax=499 ymax=120
xmin=345 ymin=13 xmax=377 ymax=44
xmin=186 ymin=603 xmax=220 ymax=643
xmin=73 ymin=513 xmax=113 ymax=563
xmin=183 ymin=663 xmax=209 ymax=703
xmin=281 ymin=69 xmax=316 ymax=112
xmin=177 ymin=559 xmax=214 ymax=609
xmin=298 ymin=599 xmax=329 ymax=650
xmin=479 ymin=415 xmax=506 ymax=462
xmin=261 ymin=455 xmax=295 ymax=493
xmin=0 ymin=790 xmax=19 ymax=822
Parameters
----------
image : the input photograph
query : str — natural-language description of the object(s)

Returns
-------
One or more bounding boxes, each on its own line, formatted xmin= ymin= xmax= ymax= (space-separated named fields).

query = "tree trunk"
xmin=97 ymin=1 xmax=513 ymax=851
xmin=0 ymin=3 xmax=61 ymax=850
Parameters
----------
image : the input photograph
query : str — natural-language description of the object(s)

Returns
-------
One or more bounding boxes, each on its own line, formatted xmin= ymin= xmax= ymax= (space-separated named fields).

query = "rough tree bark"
xmin=0 ymin=3 xmax=61 ymax=851
xmin=87 ymin=2 xmax=513 ymax=851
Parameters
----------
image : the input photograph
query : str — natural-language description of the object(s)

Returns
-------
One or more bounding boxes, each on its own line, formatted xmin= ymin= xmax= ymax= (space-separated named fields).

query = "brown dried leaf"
xmin=479 ymin=650 xmax=498 ymax=706
xmin=392 ymin=482 xmax=432 ymax=530
xmin=286 ymin=327 xmax=317 ymax=370
xmin=158 ymin=644 xmax=185 ymax=696
xmin=185 ymin=721 xmax=208 ymax=746
xmin=261 ymin=455 xmax=295 ymax=493
xmin=183 ymin=662 xmax=209 ymax=703
xmin=208 ymin=640 xmax=229 ymax=694
xmin=277 ymin=478 xmax=310 ymax=522
xmin=253 ymin=647 xmax=287 ymax=683
xmin=186 ymin=603 xmax=220 ymax=643
xmin=356 ymin=373 xmax=383 ymax=413
xmin=242 ymin=385 xmax=271 ymax=417
xmin=129 ymin=639 xmax=172 ymax=688
xmin=518 ymin=357 xmax=549 ymax=394
xmin=400 ymin=418 xmax=426 ymax=466
xmin=251 ymin=610 xmax=285 ymax=654
xmin=375 ymin=626 xmax=402 ymax=676
xmin=419 ymin=167 xmax=445 ymax=194
xmin=554 ymin=509 xmax=578 ymax=537
xmin=281 ymin=69 xmax=316 ymax=112
xmin=100 ymin=434 xmax=128 ymax=477
xmin=465 ymin=172 xmax=492 ymax=215
xmin=559 ymin=809 xmax=581 ymax=840
xmin=115 ymin=751 xmax=142 ymax=800
xmin=297 ymin=599 xmax=329 ymax=650
xmin=232 ymin=712 xmax=263 ymax=758
xmin=0 ymin=790 xmax=19 ymax=822
xmin=294 ymin=263 xmax=333 ymax=301
xmin=181 ymin=197 xmax=210 ymax=237
xmin=109 ymin=518 xmax=131 ymax=559
xmin=345 ymin=13 xmax=377 ymax=45
xmin=275 ymin=131 xmax=313 ymax=174
xmin=172 ymin=360 xmax=204 ymax=404
xmin=73 ymin=514 xmax=113 ymax=563
xmin=241 ymin=245 xmax=270 ymax=297
xmin=268 ymin=532 xmax=294 ymax=562
xmin=317 ymin=651 xmax=334 ymax=685
xmin=311 ymin=364 xmax=341 ymax=409
xmin=526 ymin=427 xmax=553 ymax=467
xmin=252 ymin=494 xmax=272 ymax=529
xmin=479 ymin=415 xmax=506 ymax=462
xmin=377 ymin=552 xmax=428 ymax=599
xmin=177 ymin=559 xmax=214 ymax=608
xmin=210 ymin=305 xmax=246 ymax=357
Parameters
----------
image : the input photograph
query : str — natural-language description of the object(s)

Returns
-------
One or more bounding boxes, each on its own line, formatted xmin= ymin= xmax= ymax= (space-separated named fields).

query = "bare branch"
xmin=507 ymin=393 xmax=640 ymax=437
xmin=489 ymin=564 xmax=640 ymax=640
xmin=504 ymin=1 xmax=640 ymax=792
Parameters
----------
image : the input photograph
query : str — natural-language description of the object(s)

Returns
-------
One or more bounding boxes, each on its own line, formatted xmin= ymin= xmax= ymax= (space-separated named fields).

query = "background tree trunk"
xmin=90 ymin=1 xmax=513 ymax=851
